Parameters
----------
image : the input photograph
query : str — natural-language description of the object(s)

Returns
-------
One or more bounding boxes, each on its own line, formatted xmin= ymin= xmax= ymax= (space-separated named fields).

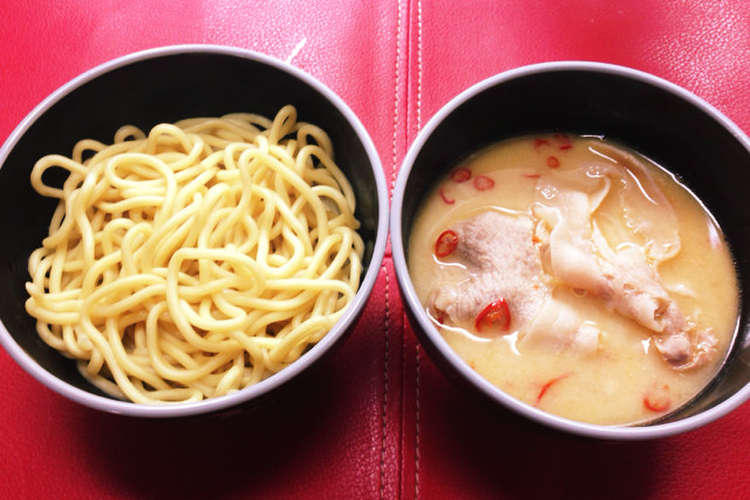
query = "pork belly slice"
xmin=430 ymin=211 xmax=547 ymax=332
xmin=533 ymin=181 xmax=716 ymax=370
xmin=430 ymin=211 xmax=599 ymax=354
xmin=521 ymin=297 xmax=601 ymax=355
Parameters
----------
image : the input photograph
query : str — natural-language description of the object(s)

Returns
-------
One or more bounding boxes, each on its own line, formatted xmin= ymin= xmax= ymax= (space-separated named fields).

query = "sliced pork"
xmin=429 ymin=146 xmax=716 ymax=370
xmin=430 ymin=211 xmax=547 ymax=331
xmin=532 ymin=157 xmax=716 ymax=370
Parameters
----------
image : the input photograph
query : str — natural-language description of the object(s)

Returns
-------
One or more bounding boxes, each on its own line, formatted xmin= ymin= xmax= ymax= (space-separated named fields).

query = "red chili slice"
xmin=559 ymin=143 xmax=572 ymax=150
xmin=435 ymin=310 xmax=446 ymax=324
xmin=535 ymin=374 xmax=571 ymax=405
xmin=553 ymin=133 xmax=570 ymax=145
xmin=546 ymin=155 xmax=560 ymax=168
xmin=643 ymin=384 xmax=671 ymax=412
xmin=450 ymin=167 xmax=472 ymax=183
xmin=474 ymin=298 xmax=511 ymax=333
xmin=533 ymin=138 xmax=550 ymax=149
xmin=473 ymin=175 xmax=495 ymax=191
xmin=438 ymin=187 xmax=455 ymax=205
xmin=434 ymin=230 xmax=458 ymax=258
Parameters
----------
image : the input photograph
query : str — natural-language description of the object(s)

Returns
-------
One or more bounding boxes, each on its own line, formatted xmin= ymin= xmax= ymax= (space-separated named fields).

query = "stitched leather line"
xmin=415 ymin=0 xmax=423 ymax=498
xmin=382 ymin=0 xmax=403 ymax=498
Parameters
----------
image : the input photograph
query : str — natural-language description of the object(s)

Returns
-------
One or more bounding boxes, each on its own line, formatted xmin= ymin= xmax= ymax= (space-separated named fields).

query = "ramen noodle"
xmin=25 ymin=105 xmax=363 ymax=404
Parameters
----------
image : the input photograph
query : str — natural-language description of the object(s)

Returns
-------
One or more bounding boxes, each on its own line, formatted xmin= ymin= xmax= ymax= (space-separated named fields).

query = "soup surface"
xmin=408 ymin=135 xmax=738 ymax=425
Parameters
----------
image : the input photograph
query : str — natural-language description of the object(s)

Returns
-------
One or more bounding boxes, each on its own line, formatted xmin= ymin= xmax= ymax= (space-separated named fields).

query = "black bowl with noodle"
xmin=0 ymin=45 xmax=388 ymax=417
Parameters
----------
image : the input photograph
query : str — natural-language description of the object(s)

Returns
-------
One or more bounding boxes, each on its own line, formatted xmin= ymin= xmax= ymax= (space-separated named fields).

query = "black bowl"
xmin=0 ymin=45 xmax=388 ymax=417
xmin=391 ymin=61 xmax=750 ymax=439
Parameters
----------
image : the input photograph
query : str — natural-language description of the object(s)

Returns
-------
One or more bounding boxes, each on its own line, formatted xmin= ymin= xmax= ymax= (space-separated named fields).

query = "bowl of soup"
xmin=0 ymin=45 xmax=388 ymax=417
xmin=391 ymin=61 xmax=750 ymax=439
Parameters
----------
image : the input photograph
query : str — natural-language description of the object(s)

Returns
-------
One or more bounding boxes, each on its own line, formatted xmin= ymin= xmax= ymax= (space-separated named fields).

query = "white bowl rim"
xmin=391 ymin=60 xmax=750 ymax=440
xmin=0 ymin=44 xmax=389 ymax=417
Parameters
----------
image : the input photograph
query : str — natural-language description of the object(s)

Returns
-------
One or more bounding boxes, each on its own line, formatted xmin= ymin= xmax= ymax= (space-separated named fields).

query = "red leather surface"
xmin=0 ymin=1 xmax=748 ymax=499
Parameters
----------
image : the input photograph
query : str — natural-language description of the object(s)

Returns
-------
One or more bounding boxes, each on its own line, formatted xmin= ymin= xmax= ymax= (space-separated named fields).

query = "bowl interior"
xmin=0 ymin=50 xmax=382 ymax=401
xmin=399 ymin=67 xmax=750 ymax=427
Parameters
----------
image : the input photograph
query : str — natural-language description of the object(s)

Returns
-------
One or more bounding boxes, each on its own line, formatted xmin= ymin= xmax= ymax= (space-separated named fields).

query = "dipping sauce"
xmin=408 ymin=134 xmax=738 ymax=425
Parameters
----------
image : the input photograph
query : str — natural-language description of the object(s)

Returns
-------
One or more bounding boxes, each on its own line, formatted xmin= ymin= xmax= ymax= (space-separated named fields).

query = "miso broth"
xmin=407 ymin=134 xmax=738 ymax=425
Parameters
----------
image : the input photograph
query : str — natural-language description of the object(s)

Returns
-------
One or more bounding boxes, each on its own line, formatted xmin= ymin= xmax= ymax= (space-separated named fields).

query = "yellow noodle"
xmin=25 ymin=105 xmax=363 ymax=404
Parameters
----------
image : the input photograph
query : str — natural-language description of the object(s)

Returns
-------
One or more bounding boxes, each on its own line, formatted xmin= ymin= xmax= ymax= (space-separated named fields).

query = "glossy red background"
xmin=1 ymin=1 xmax=748 ymax=498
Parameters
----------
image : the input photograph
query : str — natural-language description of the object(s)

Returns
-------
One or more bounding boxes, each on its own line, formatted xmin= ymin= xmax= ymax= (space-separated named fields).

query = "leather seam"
xmin=382 ymin=0 xmax=403 ymax=498
xmin=382 ymin=266 xmax=391 ymax=500
xmin=415 ymin=0 xmax=423 ymax=498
